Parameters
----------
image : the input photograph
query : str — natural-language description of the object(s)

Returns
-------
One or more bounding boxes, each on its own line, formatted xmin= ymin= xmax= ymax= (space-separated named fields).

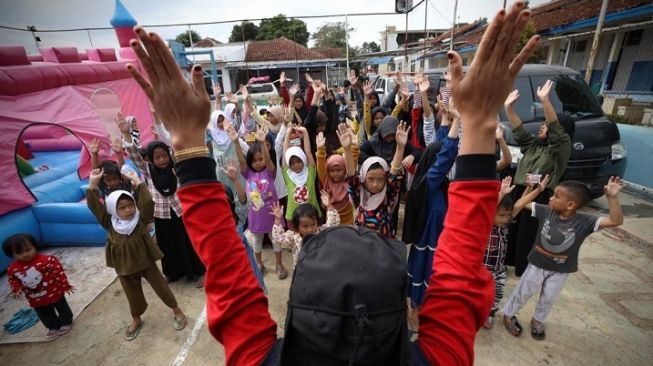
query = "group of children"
xmin=4 ymin=5 xmax=627 ymax=351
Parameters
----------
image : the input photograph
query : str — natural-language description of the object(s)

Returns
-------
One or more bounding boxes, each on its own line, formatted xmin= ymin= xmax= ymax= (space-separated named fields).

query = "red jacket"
xmin=176 ymin=155 xmax=496 ymax=365
xmin=8 ymin=254 xmax=72 ymax=308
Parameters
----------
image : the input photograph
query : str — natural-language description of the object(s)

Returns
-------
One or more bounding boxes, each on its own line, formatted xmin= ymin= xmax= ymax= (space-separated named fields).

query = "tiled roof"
xmin=245 ymin=37 xmax=327 ymax=62
xmin=530 ymin=0 xmax=651 ymax=32
xmin=312 ymin=47 xmax=344 ymax=58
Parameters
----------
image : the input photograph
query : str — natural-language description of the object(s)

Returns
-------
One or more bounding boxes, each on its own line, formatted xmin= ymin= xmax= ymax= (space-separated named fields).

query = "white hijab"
xmin=224 ymin=103 xmax=237 ymax=123
xmin=359 ymin=157 xmax=388 ymax=211
xmin=106 ymin=190 xmax=140 ymax=236
xmin=209 ymin=110 xmax=231 ymax=150
xmin=284 ymin=146 xmax=308 ymax=186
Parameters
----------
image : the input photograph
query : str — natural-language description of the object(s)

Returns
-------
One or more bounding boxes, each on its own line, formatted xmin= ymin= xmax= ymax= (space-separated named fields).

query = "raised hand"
xmin=226 ymin=92 xmax=238 ymax=104
xmin=536 ymin=79 xmax=554 ymax=100
xmin=115 ymin=112 xmax=130 ymax=134
xmin=111 ymin=136 xmax=123 ymax=153
xmin=279 ymin=71 xmax=286 ymax=86
xmin=221 ymin=158 xmax=240 ymax=181
xmin=270 ymin=201 xmax=284 ymax=222
xmin=447 ymin=1 xmax=538 ymax=134
xmin=289 ymin=83 xmax=300 ymax=96
xmin=239 ymin=84 xmax=249 ymax=101
xmin=419 ymin=79 xmax=430 ymax=94
xmin=495 ymin=123 xmax=505 ymax=141
xmin=89 ymin=168 xmax=103 ymax=188
xmin=399 ymin=85 xmax=410 ymax=102
xmin=151 ymin=125 xmax=160 ymax=138
xmin=89 ymin=138 xmax=100 ymax=154
xmin=394 ymin=71 xmax=404 ymax=88
xmin=401 ymin=154 xmax=415 ymax=169
xmin=504 ymin=89 xmax=520 ymax=108
xmin=336 ymin=123 xmax=352 ymax=149
xmin=414 ymin=70 xmax=424 ymax=85
xmin=363 ymin=80 xmax=374 ymax=96
xmin=312 ymin=80 xmax=322 ymax=92
xmin=224 ymin=121 xmax=239 ymax=142
xmin=126 ymin=27 xmax=211 ymax=151
xmin=500 ymin=176 xmax=515 ymax=196
xmin=320 ymin=190 xmax=331 ymax=210
xmin=305 ymin=73 xmax=314 ymax=84
xmin=395 ymin=121 xmax=411 ymax=146
xmin=604 ymin=176 xmax=624 ymax=197
xmin=537 ymin=174 xmax=550 ymax=192
xmin=255 ymin=125 xmax=268 ymax=142
xmin=316 ymin=132 xmax=326 ymax=149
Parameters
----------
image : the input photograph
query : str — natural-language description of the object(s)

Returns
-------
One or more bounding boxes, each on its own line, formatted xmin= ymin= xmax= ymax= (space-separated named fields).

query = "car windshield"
xmin=388 ymin=78 xmax=416 ymax=92
xmin=248 ymin=84 xmax=274 ymax=94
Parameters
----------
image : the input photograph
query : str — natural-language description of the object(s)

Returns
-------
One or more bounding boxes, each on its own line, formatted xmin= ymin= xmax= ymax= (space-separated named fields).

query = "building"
xmin=379 ymin=26 xmax=448 ymax=52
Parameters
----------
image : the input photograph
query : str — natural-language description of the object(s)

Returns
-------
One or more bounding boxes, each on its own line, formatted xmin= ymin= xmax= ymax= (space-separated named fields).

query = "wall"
xmin=612 ymin=27 xmax=653 ymax=91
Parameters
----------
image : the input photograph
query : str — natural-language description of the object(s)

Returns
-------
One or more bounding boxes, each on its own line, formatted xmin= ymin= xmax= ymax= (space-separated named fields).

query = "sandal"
xmin=483 ymin=316 xmax=495 ymax=329
xmin=531 ymin=320 xmax=546 ymax=341
xmin=503 ymin=315 xmax=522 ymax=337
xmin=174 ymin=314 xmax=187 ymax=331
xmin=124 ymin=319 xmax=144 ymax=341
xmin=276 ymin=265 xmax=288 ymax=280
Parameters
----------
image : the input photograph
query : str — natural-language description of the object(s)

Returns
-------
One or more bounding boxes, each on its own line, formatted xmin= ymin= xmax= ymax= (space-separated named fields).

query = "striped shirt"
xmin=125 ymin=141 xmax=182 ymax=219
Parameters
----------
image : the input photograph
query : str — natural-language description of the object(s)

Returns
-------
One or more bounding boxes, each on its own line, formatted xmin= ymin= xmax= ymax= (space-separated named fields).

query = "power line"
xmin=0 ymin=11 xmax=399 ymax=33
xmin=428 ymin=1 xmax=453 ymax=26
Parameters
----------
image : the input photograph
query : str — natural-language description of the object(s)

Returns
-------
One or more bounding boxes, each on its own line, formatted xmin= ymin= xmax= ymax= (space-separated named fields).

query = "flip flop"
xmin=125 ymin=319 xmax=144 ymax=341
xmin=174 ymin=314 xmax=187 ymax=331
xmin=503 ymin=316 xmax=522 ymax=337
xmin=531 ymin=321 xmax=546 ymax=341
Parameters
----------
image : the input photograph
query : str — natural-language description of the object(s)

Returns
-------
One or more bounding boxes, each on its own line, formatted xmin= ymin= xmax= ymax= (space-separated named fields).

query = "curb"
xmin=623 ymin=180 xmax=653 ymax=201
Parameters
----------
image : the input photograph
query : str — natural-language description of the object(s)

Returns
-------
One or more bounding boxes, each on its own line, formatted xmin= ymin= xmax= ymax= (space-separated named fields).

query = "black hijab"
xmin=147 ymin=140 xmax=177 ymax=197
xmin=402 ymin=141 xmax=444 ymax=244
xmin=369 ymin=116 xmax=400 ymax=162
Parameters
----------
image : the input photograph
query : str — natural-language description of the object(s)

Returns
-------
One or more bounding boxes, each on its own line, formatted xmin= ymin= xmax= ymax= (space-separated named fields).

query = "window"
xmin=248 ymin=84 xmax=274 ymax=94
xmin=574 ymin=40 xmax=587 ymax=52
xmin=530 ymin=75 xmax=603 ymax=119
xmin=625 ymin=29 xmax=643 ymax=46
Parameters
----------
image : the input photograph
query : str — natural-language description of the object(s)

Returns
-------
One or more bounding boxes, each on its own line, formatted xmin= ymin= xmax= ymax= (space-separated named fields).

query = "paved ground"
xmin=0 ymin=191 xmax=652 ymax=366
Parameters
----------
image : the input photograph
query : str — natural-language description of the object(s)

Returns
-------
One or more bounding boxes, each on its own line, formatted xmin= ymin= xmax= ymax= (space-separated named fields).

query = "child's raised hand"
xmin=110 ymin=136 xmax=123 ymax=153
xmin=395 ymin=121 xmax=411 ymax=147
xmin=320 ymin=190 xmax=331 ymax=209
xmin=316 ymin=132 xmax=326 ymax=149
xmin=89 ymin=168 xmax=103 ymax=188
xmin=305 ymin=72 xmax=314 ymax=84
xmin=289 ymin=83 xmax=300 ymax=96
xmin=604 ymin=176 xmax=624 ymax=197
xmin=270 ymin=201 xmax=284 ymax=222
xmin=500 ymin=176 xmax=515 ymax=196
xmin=224 ymin=121 xmax=239 ymax=142
xmin=255 ymin=125 xmax=268 ymax=142
xmin=536 ymin=174 xmax=550 ymax=192
xmin=504 ymin=89 xmax=520 ymax=108
xmin=221 ymin=158 xmax=239 ymax=181
xmin=295 ymin=126 xmax=308 ymax=135
xmin=336 ymin=123 xmax=352 ymax=149
xmin=89 ymin=138 xmax=100 ymax=154
xmin=496 ymin=123 xmax=505 ymax=141
xmin=419 ymin=79 xmax=430 ymax=94
xmin=115 ymin=112 xmax=130 ymax=134
xmin=279 ymin=71 xmax=286 ymax=86
xmin=536 ymin=80 xmax=554 ymax=100
xmin=363 ymin=80 xmax=374 ymax=96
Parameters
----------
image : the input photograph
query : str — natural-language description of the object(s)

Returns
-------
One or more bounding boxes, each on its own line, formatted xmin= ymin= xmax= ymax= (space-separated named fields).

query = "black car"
xmin=425 ymin=64 xmax=627 ymax=198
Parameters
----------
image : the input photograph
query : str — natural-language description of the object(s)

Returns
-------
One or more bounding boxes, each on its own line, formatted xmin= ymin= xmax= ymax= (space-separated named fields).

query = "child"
xmin=4 ymin=234 xmax=74 ymax=340
xmin=482 ymin=175 xmax=550 ymax=329
xmin=86 ymin=168 xmax=187 ymax=340
xmin=270 ymin=192 xmax=340 ymax=266
xmin=315 ymin=131 xmax=359 ymax=225
xmin=502 ymin=177 xmax=625 ymax=340
xmin=230 ymin=123 xmax=288 ymax=280
xmin=118 ymin=114 xmax=205 ymax=286
xmin=89 ymin=137 xmax=132 ymax=198
xmin=340 ymin=122 xmax=409 ymax=239
xmin=282 ymin=125 xmax=321 ymax=228
xmin=208 ymin=110 xmax=249 ymax=192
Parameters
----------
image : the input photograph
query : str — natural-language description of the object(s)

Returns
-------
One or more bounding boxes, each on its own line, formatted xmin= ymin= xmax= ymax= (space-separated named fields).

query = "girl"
xmin=404 ymin=103 xmax=461 ymax=313
xmin=270 ymin=192 xmax=340 ymax=266
xmin=316 ymin=131 xmax=359 ymax=225
xmin=340 ymin=122 xmax=409 ymax=239
xmin=208 ymin=109 xmax=249 ymax=192
xmin=89 ymin=137 xmax=132 ymax=199
xmin=86 ymin=168 xmax=187 ymax=340
xmin=359 ymin=115 xmax=422 ymax=167
xmin=282 ymin=125 xmax=321 ymax=228
xmin=230 ymin=123 xmax=288 ymax=279
xmin=4 ymin=233 xmax=74 ymax=340
xmin=118 ymin=115 xmax=205 ymax=286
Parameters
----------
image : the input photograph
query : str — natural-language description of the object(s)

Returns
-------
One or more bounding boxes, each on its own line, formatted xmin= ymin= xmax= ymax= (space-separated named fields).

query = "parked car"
xmin=220 ymin=82 xmax=280 ymax=106
xmin=373 ymin=74 xmax=416 ymax=102
xmin=425 ymin=65 xmax=627 ymax=198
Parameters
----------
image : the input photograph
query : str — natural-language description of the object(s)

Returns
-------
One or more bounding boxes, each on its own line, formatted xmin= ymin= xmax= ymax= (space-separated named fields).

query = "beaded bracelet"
xmin=174 ymin=146 xmax=210 ymax=162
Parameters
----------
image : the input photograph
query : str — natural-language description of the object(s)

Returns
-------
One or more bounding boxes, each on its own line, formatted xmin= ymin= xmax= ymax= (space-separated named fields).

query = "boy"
xmin=502 ymin=177 xmax=625 ymax=340
xmin=483 ymin=175 xmax=550 ymax=328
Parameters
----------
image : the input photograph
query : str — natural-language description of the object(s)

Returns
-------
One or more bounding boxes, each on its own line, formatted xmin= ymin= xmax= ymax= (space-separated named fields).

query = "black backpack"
xmin=276 ymin=226 xmax=409 ymax=366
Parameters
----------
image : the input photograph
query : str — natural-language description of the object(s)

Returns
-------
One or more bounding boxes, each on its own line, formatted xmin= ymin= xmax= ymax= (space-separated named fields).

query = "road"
xmin=1 ymin=191 xmax=652 ymax=366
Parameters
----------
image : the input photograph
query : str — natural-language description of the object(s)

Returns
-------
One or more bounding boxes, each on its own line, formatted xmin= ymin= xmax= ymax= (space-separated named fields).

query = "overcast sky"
xmin=0 ymin=0 xmax=551 ymax=53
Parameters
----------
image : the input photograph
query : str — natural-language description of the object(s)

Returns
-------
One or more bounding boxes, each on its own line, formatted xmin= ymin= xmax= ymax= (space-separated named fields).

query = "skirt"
xmin=154 ymin=209 xmax=205 ymax=280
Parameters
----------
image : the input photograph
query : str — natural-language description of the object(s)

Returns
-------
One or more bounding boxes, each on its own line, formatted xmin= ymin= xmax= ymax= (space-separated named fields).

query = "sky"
xmin=0 ymin=0 xmax=551 ymax=54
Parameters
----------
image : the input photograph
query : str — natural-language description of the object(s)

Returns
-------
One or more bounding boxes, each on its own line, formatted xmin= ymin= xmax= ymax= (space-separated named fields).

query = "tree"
xmin=312 ymin=22 xmax=353 ymax=50
xmin=175 ymin=30 xmax=202 ymax=47
xmin=257 ymin=14 xmax=309 ymax=46
xmin=358 ymin=41 xmax=381 ymax=54
xmin=515 ymin=20 xmax=546 ymax=64
xmin=229 ymin=21 xmax=258 ymax=42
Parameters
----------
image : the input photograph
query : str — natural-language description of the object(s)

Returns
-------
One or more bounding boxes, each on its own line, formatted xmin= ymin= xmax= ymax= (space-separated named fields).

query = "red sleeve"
xmin=280 ymin=84 xmax=290 ymax=106
xmin=176 ymin=164 xmax=277 ymax=366
xmin=306 ymin=86 xmax=314 ymax=107
xmin=7 ymin=265 xmax=23 ymax=294
xmin=48 ymin=256 xmax=72 ymax=291
xmin=417 ymin=163 xmax=497 ymax=365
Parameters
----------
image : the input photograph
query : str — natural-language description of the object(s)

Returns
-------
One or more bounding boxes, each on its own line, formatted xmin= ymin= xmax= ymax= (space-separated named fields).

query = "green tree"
xmin=357 ymin=41 xmax=381 ymax=54
xmin=515 ymin=20 xmax=545 ymax=64
xmin=229 ymin=21 xmax=258 ymax=42
xmin=312 ymin=22 xmax=353 ymax=49
xmin=175 ymin=30 xmax=202 ymax=47
xmin=257 ymin=14 xmax=309 ymax=46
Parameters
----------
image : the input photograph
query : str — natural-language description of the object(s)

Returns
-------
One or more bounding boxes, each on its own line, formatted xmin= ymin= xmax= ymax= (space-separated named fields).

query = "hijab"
xmin=369 ymin=116 xmax=400 ymax=162
xmin=224 ymin=103 xmax=237 ymax=123
xmin=147 ymin=141 xmax=178 ymax=197
xmin=324 ymin=154 xmax=349 ymax=211
xmin=267 ymin=106 xmax=284 ymax=134
xmin=402 ymin=141 xmax=444 ymax=244
xmin=359 ymin=156 xmax=389 ymax=211
xmin=285 ymin=146 xmax=308 ymax=187
xmin=209 ymin=110 xmax=231 ymax=150
xmin=106 ymin=190 xmax=140 ymax=235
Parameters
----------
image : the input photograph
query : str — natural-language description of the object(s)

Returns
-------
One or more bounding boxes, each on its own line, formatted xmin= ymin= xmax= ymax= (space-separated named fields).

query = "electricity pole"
xmin=585 ymin=0 xmax=609 ymax=83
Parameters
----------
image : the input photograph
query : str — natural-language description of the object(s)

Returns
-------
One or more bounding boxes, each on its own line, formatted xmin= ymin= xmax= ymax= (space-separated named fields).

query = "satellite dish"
xmin=395 ymin=0 xmax=413 ymax=13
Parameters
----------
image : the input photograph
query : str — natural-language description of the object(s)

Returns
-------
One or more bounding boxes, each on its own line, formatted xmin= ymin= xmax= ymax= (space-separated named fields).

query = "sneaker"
xmin=46 ymin=329 xmax=59 ymax=340
xmin=58 ymin=324 xmax=73 ymax=336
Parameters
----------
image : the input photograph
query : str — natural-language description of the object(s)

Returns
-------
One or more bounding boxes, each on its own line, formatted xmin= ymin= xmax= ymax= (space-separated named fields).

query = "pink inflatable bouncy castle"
xmin=0 ymin=0 xmax=154 ymax=272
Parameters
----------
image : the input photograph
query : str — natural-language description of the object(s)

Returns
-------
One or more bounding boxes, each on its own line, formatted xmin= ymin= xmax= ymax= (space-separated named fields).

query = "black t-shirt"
xmin=527 ymin=203 xmax=601 ymax=273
